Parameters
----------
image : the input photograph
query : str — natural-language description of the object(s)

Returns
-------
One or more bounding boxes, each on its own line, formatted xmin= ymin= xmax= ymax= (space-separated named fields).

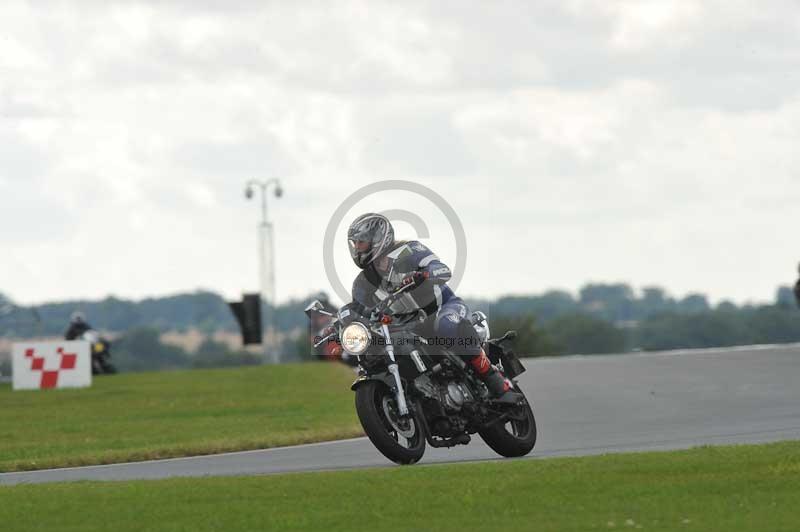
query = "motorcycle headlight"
xmin=341 ymin=322 xmax=371 ymax=355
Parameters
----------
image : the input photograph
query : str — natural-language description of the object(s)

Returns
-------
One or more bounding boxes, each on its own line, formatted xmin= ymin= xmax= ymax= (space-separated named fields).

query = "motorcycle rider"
xmin=346 ymin=213 xmax=513 ymax=397
xmin=64 ymin=311 xmax=91 ymax=340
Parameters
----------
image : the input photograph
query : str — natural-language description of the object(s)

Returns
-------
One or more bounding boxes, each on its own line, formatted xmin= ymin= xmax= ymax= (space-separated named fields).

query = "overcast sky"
xmin=1 ymin=0 xmax=798 ymax=307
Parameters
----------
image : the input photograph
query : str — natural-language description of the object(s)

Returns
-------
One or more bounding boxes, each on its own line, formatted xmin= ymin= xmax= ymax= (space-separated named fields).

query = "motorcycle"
xmin=305 ymin=283 xmax=536 ymax=464
xmin=81 ymin=329 xmax=117 ymax=375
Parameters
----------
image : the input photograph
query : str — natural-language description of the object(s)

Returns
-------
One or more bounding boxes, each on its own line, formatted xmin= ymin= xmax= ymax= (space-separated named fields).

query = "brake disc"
xmin=382 ymin=396 xmax=416 ymax=438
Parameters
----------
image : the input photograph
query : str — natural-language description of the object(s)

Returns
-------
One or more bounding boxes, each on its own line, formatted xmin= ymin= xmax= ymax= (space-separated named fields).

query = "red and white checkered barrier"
xmin=12 ymin=341 xmax=92 ymax=390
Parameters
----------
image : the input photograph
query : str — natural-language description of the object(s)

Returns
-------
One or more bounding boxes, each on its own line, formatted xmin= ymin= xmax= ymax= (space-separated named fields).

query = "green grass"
xmin=0 ymin=363 xmax=362 ymax=472
xmin=2 ymin=440 xmax=799 ymax=532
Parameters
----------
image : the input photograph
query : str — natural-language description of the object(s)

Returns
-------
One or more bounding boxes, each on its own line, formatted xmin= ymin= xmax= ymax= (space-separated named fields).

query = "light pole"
xmin=245 ymin=178 xmax=283 ymax=364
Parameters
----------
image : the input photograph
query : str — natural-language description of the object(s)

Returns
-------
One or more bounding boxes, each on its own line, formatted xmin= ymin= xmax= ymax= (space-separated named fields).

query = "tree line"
xmin=490 ymin=304 xmax=800 ymax=357
xmin=2 ymin=283 xmax=798 ymax=370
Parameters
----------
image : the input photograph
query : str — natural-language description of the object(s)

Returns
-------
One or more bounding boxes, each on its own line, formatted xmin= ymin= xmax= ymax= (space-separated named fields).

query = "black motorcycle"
xmin=81 ymin=330 xmax=117 ymax=375
xmin=305 ymin=283 xmax=536 ymax=465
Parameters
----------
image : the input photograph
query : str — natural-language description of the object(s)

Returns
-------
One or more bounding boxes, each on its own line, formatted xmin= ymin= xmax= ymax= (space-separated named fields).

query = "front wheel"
xmin=478 ymin=389 xmax=537 ymax=458
xmin=355 ymin=381 xmax=426 ymax=465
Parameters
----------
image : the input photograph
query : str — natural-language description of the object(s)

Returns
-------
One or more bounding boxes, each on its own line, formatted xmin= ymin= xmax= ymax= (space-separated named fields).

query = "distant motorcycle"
xmin=305 ymin=283 xmax=536 ymax=464
xmin=81 ymin=330 xmax=117 ymax=375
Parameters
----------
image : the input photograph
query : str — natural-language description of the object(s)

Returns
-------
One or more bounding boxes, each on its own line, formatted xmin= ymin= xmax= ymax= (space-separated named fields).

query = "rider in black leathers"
xmin=64 ymin=312 xmax=91 ymax=341
xmin=346 ymin=213 xmax=512 ymax=397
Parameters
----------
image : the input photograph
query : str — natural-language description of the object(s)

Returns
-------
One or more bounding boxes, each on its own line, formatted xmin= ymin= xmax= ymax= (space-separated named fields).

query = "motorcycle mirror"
xmin=304 ymin=300 xmax=333 ymax=319
xmin=501 ymin=330 xmax=517 ymax=342
xmin=275 ymin=186 xmax=283 ymax=198
xmin=304 ymin=300 xmax=324 ymax=316
xmin=245 ymin=185 xmax=254 ymax=199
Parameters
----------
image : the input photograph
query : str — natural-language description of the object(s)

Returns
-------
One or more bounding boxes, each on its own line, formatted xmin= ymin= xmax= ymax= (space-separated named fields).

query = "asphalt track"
xmin=3 ymin=344 xmax=799 ymax=485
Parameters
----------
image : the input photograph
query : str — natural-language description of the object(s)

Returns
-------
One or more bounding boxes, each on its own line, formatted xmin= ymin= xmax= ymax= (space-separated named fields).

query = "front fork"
xmin=382 ymin=323 xmax=410 ymax=416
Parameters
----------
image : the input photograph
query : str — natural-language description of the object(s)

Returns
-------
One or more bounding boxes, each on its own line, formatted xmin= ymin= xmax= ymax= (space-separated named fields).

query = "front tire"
xmin=355 ymin=381 xmax=426 ymax=465
xmin=479 ymin=388 xmax=537 ymax=458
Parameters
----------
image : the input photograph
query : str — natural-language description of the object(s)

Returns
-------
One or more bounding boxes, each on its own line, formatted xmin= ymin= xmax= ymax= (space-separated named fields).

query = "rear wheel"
xmin=479 ymin=388 xmax=537 ymax=457
xmin=355 ymin=381 xmax=426 ymax=464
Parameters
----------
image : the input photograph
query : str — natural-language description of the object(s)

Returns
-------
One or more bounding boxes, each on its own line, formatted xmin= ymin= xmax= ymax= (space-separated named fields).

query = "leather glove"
xmin=400 ymin=271 xmax=428 ymax=288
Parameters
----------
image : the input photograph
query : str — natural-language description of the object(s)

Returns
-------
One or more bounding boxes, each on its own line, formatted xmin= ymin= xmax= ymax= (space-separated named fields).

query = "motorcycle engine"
xmin=415 ymin=374 xmax=475 ymax=413
xmin=444 ymin=383 xmax=469 ymax=411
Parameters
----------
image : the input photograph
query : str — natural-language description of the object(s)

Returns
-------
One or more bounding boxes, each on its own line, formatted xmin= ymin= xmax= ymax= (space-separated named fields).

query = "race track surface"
xmin=3 ymin=344 xmax=799 ymax=485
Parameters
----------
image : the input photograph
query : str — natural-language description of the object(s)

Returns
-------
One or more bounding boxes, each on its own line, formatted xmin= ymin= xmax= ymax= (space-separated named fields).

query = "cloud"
xmin=170 ymin=138 xmax=298 ymax=179
xmin=0 ymin=0 xmax=798 ymax=306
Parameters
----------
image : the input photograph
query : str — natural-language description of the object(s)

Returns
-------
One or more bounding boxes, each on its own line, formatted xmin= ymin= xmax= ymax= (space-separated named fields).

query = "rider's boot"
xmin=469 ymin=348 xmax=513 ymax=398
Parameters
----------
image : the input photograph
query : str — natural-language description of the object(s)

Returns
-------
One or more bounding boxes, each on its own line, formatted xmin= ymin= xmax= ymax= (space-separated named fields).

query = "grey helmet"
xmin=70 ymin=311 xmax=86 ymax=325
xmin=347 ymin=213 xmax=395 ymax=269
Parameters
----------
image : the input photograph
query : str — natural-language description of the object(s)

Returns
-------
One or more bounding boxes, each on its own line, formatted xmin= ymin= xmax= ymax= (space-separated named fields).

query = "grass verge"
xmin=2 ymin=440 xmax=799 ymax=531
xmin=0 ymin=363 xmax=362 ymax=472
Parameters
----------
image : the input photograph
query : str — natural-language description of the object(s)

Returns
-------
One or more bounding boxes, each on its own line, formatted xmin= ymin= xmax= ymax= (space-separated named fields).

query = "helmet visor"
xmin=348 ymin=238 xmax=378 ymax=267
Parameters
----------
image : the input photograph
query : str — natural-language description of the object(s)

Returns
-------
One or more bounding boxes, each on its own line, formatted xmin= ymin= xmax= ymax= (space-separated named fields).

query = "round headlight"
xmin=341 ymin=322 xmax=371 ymax=355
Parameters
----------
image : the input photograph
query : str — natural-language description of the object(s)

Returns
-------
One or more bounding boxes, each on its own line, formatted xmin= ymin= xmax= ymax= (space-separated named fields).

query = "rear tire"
xmin=479 ymin=388 xmax=537 ymax=458
xmin=355 ymin=381 xmax=426 ymax=465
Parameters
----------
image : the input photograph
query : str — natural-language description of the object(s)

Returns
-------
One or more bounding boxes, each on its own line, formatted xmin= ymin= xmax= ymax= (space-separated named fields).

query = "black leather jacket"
xmin=65 ymin=322 xmax=91 ymax=341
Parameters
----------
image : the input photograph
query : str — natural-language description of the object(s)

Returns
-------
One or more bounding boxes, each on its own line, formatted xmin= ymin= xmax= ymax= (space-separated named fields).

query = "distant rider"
xmin=345 ymin=213 xmax=513 ymax=397
xmin=64 ymin=312 xmax=91 ymax=340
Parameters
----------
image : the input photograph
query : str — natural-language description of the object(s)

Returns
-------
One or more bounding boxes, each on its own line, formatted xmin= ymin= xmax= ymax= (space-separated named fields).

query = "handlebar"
xmin=369 ymin=282 xmax=417 ymax=322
